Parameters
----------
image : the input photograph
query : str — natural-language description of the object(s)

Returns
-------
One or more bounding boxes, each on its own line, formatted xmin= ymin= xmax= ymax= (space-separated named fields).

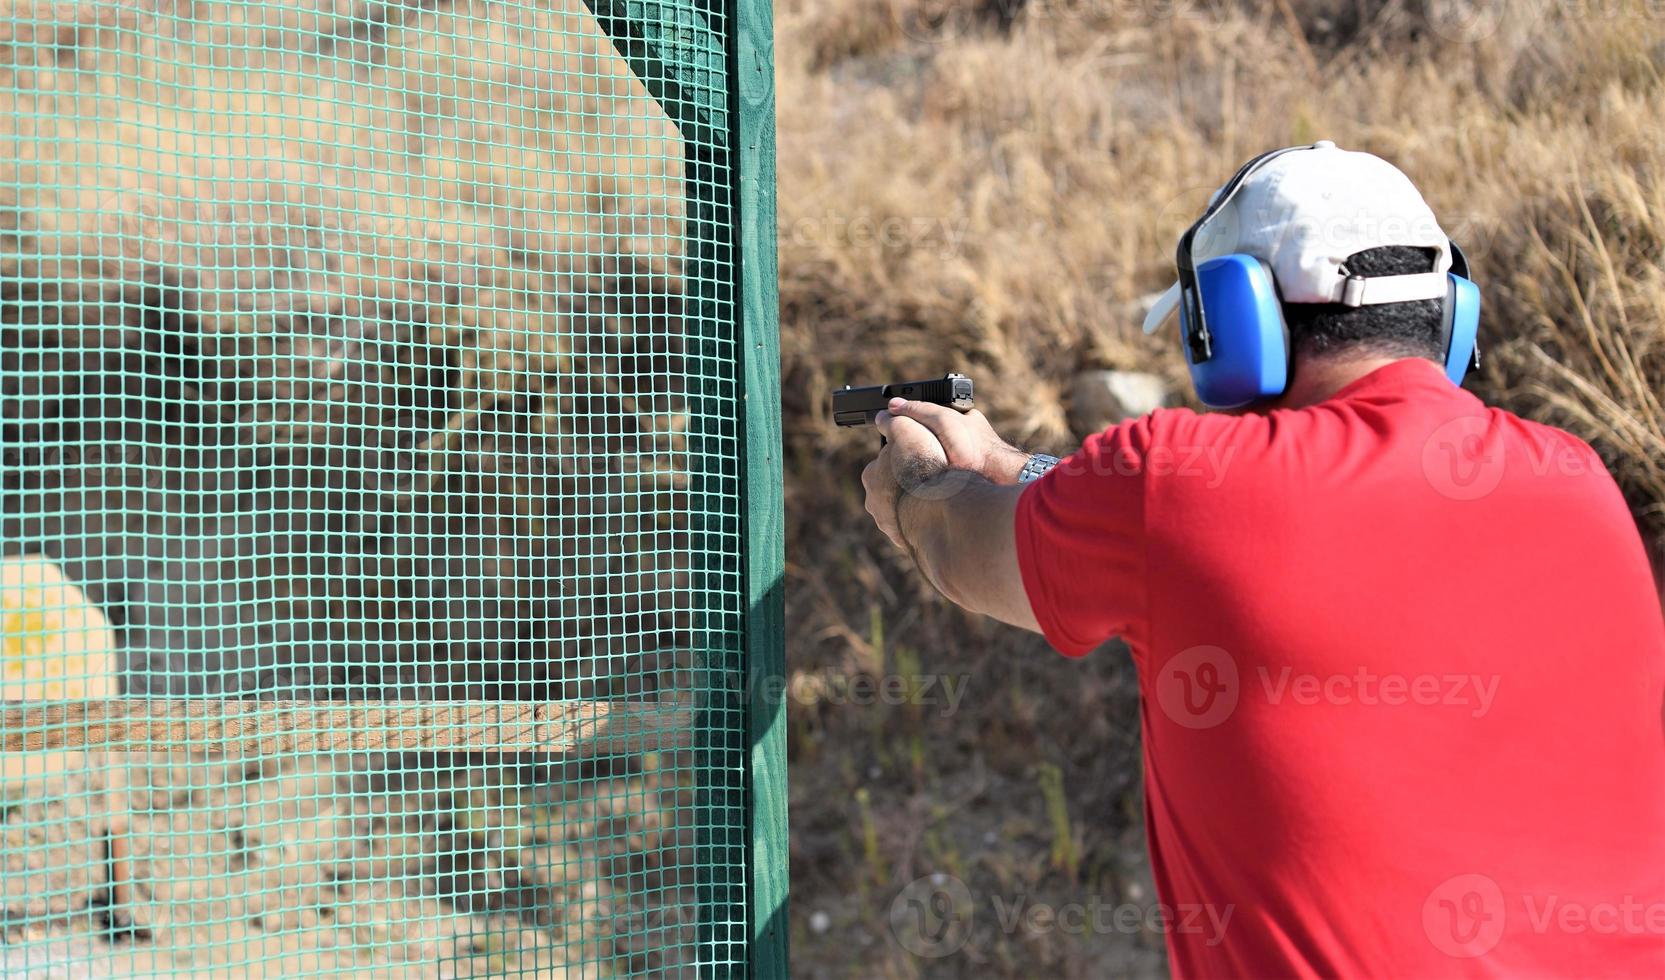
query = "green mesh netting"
xmin=0 ymin=0 xmax=758 ymax=975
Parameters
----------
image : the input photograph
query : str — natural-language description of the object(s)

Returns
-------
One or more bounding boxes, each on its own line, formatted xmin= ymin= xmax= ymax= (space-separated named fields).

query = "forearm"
xmin=897 ymin=473 xmax=1041 ymax=632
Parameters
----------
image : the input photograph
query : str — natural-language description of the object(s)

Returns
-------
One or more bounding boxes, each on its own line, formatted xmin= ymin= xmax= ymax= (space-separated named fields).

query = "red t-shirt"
xmin=1015 ymin=358 xmax=1665 ymax=977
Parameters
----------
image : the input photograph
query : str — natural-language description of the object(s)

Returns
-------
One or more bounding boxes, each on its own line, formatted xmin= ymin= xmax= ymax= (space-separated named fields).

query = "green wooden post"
xmin=733 ymin=2 xmax=789 ymax=976
xmin=582 ymin=2 xmax=786 ymax=975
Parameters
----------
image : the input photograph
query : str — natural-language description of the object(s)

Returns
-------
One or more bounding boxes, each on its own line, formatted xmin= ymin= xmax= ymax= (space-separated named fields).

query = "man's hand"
xmin=881 ymin=398 xmax=1029 ymax=485
xmin=857 ymin=399 xmax=1040 ymax=632
xmin=861 ymin=396 xmax=1030 ymax=550
xmin=861 ymin=405 xmax=951 ymax=549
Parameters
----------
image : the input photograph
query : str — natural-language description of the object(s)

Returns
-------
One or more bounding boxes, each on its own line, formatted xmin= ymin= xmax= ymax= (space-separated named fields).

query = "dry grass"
xmin=779 ymin=1 xmax=1665 ymax=975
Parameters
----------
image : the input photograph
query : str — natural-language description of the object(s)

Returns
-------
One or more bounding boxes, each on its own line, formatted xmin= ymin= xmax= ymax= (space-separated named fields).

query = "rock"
xmin=1069 ymin=370 xmax=1171 ymax=434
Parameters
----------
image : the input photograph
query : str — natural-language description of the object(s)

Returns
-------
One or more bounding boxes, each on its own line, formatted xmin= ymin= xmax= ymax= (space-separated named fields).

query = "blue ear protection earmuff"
xmin=1441 ymin=243 xmax=1481 ymax=384
xmin=1174 ymin=145 xmax=1482 ymax=408
xmin=1179 ymin=253 xmax=1293 ymax=409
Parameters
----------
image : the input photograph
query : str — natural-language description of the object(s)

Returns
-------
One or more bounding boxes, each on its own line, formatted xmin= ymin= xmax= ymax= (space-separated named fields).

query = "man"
xmin=861 ymin=142 xmax=1665 ymax=976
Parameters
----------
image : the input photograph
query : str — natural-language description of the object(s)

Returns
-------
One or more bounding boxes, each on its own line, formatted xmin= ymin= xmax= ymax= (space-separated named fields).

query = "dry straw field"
xmin=778 ymin=0 xmax=1663 ymax=975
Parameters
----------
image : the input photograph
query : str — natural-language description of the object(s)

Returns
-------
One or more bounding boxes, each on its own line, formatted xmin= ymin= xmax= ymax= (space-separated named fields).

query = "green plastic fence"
xmin=0 ymin=0 xmax=785 ymax=976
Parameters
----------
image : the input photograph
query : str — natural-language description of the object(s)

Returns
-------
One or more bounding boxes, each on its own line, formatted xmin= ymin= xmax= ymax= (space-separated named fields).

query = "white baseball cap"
xmin=1143 ymin=141 xmax=1454 ymax=335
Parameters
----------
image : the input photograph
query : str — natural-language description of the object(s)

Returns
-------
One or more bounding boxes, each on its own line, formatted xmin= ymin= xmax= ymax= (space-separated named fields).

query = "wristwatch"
xmin=1017 ymin=453 xmax=1061 ymax=484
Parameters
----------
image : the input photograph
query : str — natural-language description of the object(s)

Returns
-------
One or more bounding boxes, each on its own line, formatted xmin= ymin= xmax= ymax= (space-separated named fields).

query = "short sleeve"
xmin=1013 ymin=415 xmax=1153 ymax=657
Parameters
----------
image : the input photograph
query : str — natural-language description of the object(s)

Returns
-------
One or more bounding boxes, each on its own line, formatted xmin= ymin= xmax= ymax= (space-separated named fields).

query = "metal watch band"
xmin=1017 ymin=453 xmax=1061 ymax=484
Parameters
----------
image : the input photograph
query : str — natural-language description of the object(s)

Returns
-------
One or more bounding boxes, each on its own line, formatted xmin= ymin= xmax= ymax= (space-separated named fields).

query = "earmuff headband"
xmin=1175 ymin=144 xmax=1317 ymax=280
xmin=1175 ymin=145 xmax=1321 ymax=360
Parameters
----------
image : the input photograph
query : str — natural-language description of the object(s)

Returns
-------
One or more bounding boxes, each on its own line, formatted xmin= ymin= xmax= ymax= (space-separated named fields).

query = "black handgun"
xmin=832 ymin=373 xmax=974 ymax=427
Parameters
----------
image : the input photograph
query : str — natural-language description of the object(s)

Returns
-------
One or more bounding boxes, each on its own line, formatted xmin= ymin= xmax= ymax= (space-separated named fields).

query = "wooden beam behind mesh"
xmin=0 ymin=700 xmax=692 ymax=756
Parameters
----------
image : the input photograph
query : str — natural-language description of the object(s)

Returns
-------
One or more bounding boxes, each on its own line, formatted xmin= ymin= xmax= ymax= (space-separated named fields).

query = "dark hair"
xmin=1282 ymin=246 xmax=1445 ymax=361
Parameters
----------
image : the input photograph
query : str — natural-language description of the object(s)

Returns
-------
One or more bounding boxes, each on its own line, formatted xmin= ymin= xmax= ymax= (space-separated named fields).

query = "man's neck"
xmin=1268 ymin=354 xmax=1410 ymax=410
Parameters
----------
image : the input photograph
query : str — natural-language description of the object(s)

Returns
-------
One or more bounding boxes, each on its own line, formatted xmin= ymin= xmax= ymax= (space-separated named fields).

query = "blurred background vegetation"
xmin=778 ymin=0 xmax=1664 ymax=975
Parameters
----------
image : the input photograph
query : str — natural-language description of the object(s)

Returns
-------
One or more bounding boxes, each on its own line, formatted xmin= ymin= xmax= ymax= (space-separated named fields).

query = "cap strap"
xmin=1335 ymin=271 xmax=1448 ymax=307
xmin=1142 ymin=281 xmax=1184 ymax=334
